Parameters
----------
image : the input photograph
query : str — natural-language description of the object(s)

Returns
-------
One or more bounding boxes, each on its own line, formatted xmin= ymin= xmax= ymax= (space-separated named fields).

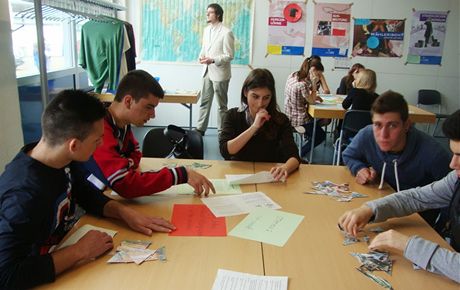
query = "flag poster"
xmin=407 ymin=10 xmax=449 ymax=65
xmin=267 ymin=1 xmax=307 ymax=56
xmin=311 ymin=2 xmax=351 ymax=57
xmin=352 ymin=18 xmax=405 ymax=57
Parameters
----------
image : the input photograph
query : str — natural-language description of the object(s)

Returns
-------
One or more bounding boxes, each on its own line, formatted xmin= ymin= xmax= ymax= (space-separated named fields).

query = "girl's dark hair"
xmin=296 ymin=57 xmax=324 ymax=82
xmin=345 ymin=63 xmax=365 ymax=91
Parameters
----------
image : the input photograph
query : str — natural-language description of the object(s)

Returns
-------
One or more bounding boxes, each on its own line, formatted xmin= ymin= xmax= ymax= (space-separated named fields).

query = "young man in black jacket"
xmin=0 ymin=90 xmax=175 ymax=289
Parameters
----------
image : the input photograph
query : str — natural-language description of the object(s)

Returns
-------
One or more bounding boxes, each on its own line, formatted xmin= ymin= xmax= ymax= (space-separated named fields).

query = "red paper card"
xmin=169 ymin=204 xmax=227 ymax=236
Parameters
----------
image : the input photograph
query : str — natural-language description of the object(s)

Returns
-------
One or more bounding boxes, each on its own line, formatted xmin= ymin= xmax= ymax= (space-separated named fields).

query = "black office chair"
xmin=417 ymin=89 xmax=449 ymax=136
xmin=142 ymin=125 xmax=204 ymax=159
xmin=333 ymin=110 xmax=372 ymax=165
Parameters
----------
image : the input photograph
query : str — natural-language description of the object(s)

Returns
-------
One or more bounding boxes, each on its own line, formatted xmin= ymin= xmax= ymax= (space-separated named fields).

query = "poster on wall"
xmin=311 ymin=2 xmax=352 ymax=57
xmin=352 ymin=18 xmax=405 ymax=57
xmin=406 ymin=10 xmax=449 ymax=65
xmin=267 ymin=1 xmax=307 ymax=56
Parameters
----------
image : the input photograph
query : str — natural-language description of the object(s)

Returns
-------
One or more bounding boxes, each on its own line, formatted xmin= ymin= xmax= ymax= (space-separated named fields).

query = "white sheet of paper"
xmin=225 ymin=171 xmax=280 ymax=185
xmin=58 ymin=224 xmax=117 ymax=250
xmin=211 ymin=269 xmax=288 ymax=290
xmin=201 ymin=192 xmax=281 ymax=217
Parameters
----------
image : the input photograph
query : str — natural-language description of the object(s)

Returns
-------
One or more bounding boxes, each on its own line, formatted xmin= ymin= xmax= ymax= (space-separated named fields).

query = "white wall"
xmin=131 ymin=0 xmax=460 ymax=128
xmin=0 ymin=1 xmax=23 ymax=170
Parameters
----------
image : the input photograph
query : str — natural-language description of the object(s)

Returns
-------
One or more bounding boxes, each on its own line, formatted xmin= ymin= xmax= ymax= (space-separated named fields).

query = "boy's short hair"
xmin=371 ymin=90 xmax=409 ymax=122
xmin=442 ymin=109 xmax=460 ymax=141
xmin=42 ymin=90 xmax=106 ymax=146
xmin=114 ymin=70 xmax=164 ymax=102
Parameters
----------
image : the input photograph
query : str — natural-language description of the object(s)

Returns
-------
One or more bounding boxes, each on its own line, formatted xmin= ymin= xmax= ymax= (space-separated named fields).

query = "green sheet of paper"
xmin=228 ymin=207 xmax=304 ymax=247
xmin=156 ymin=179 xmax=242 ymax=195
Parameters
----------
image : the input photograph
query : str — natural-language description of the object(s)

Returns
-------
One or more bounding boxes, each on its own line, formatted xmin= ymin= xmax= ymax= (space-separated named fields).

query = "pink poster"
xmin=312 ymin=3 xmax=352 ymax=57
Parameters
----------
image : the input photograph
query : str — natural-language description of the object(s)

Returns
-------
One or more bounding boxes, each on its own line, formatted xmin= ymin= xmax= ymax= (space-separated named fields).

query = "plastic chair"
xmin=292 ymin=126 xmax=306 ymax=160
xmin=333 ymin=110 xmax=372 ymax=165
xmin=417 ymin=89 xmax=449 ymax=136
xmin=142 ymin=125 xmax=204 ymax=159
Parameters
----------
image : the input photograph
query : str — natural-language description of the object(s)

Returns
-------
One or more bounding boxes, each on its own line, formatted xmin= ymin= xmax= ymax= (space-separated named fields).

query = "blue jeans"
xmin=300 ymin=121 xmax=326 ymax=157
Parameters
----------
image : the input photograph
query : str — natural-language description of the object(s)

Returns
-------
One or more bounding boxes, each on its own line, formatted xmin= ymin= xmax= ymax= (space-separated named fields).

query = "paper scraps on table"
xmin=107 ymin=240 xmax=161 ymax=265
xmin=340 ymin=226 xmax=385 ymax=246
xmin=169 ymin=204 xmax=227 ymax=236
xmin=201 ymin=191 xmax=281 ymax=217
xmin=187 ymin=162 xmax=212 ymax=169
xmin=304 ymin=180 xmax=368 ymax=202
xmin=351 ymin=251 xmax=393 ymax=289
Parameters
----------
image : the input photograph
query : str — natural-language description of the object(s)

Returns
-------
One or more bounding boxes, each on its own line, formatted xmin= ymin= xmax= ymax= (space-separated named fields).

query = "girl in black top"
xmin=219 ymin=69 xmax=300 ymax=181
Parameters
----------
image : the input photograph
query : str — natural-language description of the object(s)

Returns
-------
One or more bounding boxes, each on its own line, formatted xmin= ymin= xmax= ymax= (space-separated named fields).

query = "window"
xmin=9 ymin=0 xmax=75 ymax=77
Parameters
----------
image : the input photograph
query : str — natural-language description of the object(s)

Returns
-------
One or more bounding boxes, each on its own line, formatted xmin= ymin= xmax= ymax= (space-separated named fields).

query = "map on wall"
xmin=141 ymin=0 xmax=252 ymax=64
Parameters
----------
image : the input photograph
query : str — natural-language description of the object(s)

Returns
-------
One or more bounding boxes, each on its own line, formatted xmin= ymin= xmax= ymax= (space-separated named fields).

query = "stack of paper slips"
xmin=108 ymin=240 xmax=163 ymax=265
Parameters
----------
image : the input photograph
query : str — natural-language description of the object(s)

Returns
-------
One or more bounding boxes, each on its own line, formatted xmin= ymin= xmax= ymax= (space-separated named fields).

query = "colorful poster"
xmin=407 ymin=10 xmax=449 ymax=65
xmin=352 ymin=19 xmax=405 ymax=57
xmin=311 ymin=3 xmax=352 ymax=57
xmin=267 ymin=1 xmax=307 ymax=55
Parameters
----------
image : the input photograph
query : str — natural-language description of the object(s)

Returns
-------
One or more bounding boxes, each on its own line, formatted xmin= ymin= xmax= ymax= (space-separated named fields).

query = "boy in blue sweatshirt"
xmin=339 ymin=109 xmax=460 ymax=283
xmin=342 ymin=90 xmax=451 ymax=225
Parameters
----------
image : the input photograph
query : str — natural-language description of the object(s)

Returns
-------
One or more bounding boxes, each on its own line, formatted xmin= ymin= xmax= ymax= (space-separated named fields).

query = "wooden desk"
xmin=37 ymin=160 xmax=458 ymax=290
xmin=307 ymin=103 xmax=436 ymax=163
xmin=96 ymin=91 xmax=201 ymax=130
xmin=37 ymin=158 xmax=261 ymax=290
xmin=255 ymin=163 xmax=458 ymax=290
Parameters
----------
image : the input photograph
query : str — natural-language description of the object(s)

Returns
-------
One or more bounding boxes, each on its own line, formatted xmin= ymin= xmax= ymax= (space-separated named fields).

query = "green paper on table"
xmin=229 ymin=207 xmax=304 ymax=247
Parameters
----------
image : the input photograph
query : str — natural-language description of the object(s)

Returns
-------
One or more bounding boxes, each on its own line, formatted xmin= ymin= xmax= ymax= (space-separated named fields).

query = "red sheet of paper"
xmin=169 ymin=204 xmax=227 ymax=236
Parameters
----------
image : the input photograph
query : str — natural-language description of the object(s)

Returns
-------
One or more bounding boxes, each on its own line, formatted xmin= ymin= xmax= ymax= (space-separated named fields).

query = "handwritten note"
xmin=201 ymin=192 xmax=281 ymax=217
xmin=211 ymin=269 xmax=288 ymax=290
xmin=169 ymin=204 xmax=227 ymax=236
xmin=229 ymin=207 xmax=304 ymax=247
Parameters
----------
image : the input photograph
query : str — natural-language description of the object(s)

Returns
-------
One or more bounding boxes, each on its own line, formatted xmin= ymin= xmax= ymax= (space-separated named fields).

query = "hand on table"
xmin=338 ymin=205 xmax=374 ymax=236
xmin=270 ymin=165 xmax=288 ymax=182
xmin=356 ymin=167 xmax=377 ymax=185
xmin=187 ymin=168 xmax=215 ymax=197
xmin=369 ymin=229 xmax=410 ymax=255
xmin=121 ymin=206 xmax=176 ymax=235
xmin=75 ymin=230 xmax=114 ymax=261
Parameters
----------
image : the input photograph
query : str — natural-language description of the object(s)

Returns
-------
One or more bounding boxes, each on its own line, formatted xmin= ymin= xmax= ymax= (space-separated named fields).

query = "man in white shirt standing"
xmin=196 ymin=3 xmax=235 ymax=136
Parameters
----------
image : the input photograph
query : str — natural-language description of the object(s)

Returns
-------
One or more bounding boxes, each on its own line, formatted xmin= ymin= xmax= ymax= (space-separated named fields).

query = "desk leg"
xmin=309 ymin=118 xmax=317 ymax=164
xmin=189 ymin=103 xmax=193 ymax=131
xmin=180 ymin=103 xmax=193 ymax=131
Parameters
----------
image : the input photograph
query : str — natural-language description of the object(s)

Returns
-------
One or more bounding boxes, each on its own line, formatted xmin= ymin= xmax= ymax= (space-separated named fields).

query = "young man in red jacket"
xmin=93 ymin=70 xmax=215 ymax=198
